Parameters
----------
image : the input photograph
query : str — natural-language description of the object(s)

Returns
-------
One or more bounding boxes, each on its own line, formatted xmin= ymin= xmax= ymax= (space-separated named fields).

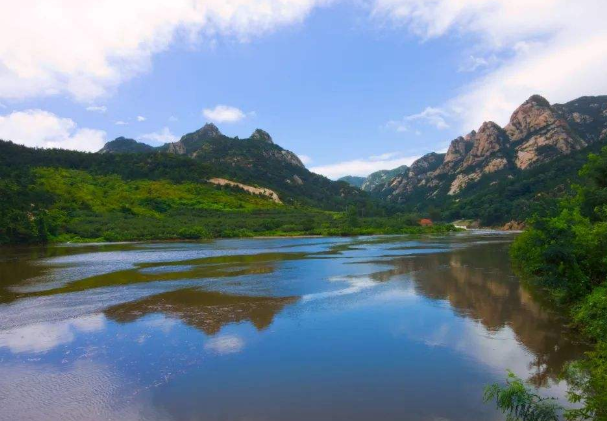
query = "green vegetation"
xmin=0 ymin=141 xmax=456 ymax=244
xmin=484 ymin=371 xmax=561 ymax=421
xmin=382 ymin=139 xmax=607 ymax=227
xmin=507 ymin=146 xmax=607 ymax=420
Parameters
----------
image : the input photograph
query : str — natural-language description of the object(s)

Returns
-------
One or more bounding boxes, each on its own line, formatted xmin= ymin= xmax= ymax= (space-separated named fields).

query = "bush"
xmin=483 ymin=371 xmax=561 ymax=421
xmin=177 ymin=226 xmax=210 ymax=240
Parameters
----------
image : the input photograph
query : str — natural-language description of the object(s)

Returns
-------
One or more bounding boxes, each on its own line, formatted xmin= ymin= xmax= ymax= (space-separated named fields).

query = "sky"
xmin=1 ymin=0 xmax=607 ymax=179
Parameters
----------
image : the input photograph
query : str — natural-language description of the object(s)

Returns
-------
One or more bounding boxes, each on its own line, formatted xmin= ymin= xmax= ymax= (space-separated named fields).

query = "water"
xmin=0 ymin=233 xmax=587 ymax=421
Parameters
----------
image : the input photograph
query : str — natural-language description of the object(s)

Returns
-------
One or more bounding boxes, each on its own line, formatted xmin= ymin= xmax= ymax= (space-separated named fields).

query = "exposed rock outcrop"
xmin=388 ymin=152 xmax=445 ymax=198
xmin=460 ymin=122 xmax=509 ymax=171
xmin=505 ymin=95 xmax=585 ymax=169
xmin=208 ymin=178 xmax=282 ymax=204
xmin=382 ymin=94 xmax=607 ymax=203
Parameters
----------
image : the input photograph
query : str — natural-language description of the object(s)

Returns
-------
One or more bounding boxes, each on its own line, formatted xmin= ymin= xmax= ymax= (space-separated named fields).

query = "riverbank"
xmin=506 ymin=146 xmax=607 ymax=420
xmin=34 ymin=223 xmax=461 ymax=245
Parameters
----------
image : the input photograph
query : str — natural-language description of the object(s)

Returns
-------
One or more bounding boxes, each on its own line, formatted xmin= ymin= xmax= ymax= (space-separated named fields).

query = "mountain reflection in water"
xmin=105 ymin=288 xmax=297 ymax=335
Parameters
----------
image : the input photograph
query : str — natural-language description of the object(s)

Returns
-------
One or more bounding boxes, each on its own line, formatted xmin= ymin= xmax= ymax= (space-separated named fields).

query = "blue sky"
xmin=2 ymin=0 xmax=607 ymax=178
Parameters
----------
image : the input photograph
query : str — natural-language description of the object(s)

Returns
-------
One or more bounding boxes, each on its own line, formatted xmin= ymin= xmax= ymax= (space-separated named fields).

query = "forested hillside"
xmin=0 ymin=140 xmax=449 ymax=244
xmin=99 ymin=123 xmax=370 ymax=211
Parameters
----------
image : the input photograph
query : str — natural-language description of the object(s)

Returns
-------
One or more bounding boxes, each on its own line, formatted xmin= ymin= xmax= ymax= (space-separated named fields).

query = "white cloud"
xmin=0 ymin=109 xmax=106 ymax=151
xmin=310 ymin=152 xmax=419 ymax=179
xmin=369 ymin=151 xmax=400 ymax=161
xmin=202 ymin=105 xmax=248 ymax=123
xmin=139 ymin=126 xmax=177 ymax=145
xmin=136 ymin=115 xmax=146 ymax=122
xmin=0 ymin=0 xmax=330 ymax=102
xmin=115 ymin=120 xmax=128 ymax=126
xmin=298 ymin=154 xmax=312 ymax=165
xmin=458 ymin=54 xmax=498 ymax=72
xmin=168 ymin=115 xmax=178 ymax=122
xmin=387 ymin=106 xmax=450 ymax=132
xmin=85 ymin=105 xmax=107 ymax=113
xmin=373 ymin=0 xmax=607 ymax=131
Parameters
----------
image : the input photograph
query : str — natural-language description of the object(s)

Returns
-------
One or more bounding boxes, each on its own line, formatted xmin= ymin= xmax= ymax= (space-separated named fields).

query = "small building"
xmin=419 ymin=218 xmax=433 ymax=227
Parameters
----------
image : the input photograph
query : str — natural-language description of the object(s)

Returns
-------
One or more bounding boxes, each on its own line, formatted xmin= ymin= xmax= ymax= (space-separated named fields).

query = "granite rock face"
xmin=505 ymin=95 xmax=585 ymax=169
xmin=379 ymin=94 xmax=607 ymax=203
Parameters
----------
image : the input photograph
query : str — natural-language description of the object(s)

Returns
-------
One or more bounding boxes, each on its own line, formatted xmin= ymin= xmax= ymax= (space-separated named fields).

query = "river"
xmin=0 ymin=232 xmax=587 ymax=421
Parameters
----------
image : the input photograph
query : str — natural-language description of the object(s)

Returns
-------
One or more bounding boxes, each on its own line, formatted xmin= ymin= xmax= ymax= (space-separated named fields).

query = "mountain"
xmin=101 ymin=124 xmax=304 ymax=168
xmin=374 ymin=95 xmax=607 ymax=204
xmin=362 ymin=165 xmax=409 ymax=191
xmin=99 ymin=136 xmax=155 ymax=154
xmin=339 ymin=165 xmax=409 ymax=191
xmin=98 ymin=123 xmax=365 ymax=210
xmin=338 ymin=175 xmax=365 ymax=188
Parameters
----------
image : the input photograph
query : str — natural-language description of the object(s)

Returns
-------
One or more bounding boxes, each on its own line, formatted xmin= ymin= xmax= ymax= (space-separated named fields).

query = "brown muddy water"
xmin=0 ymin=233 xmax=587 ymax=421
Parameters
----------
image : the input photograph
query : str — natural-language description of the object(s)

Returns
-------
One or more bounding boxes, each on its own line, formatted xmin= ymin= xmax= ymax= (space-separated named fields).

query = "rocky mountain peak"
xmin=250 ymin=129 xmax=273 ymax=144
xmin=504 ymin=95 xmax=560 ymax=143
xmin=502 ymin=94 xmax=587 ymax=169
xmin=410 ymin=152 xmax=445 ymax=176
xmin=197 ymin=123 xmax=222 ymax=138
xmin=526 ymin=94 xmax=551 ymax=108
xmin=443 ymin=133 xmax=475 ymax=168
xmin=460 ymin=121 xmax=508 ymax=169
xmin=373 ymin=94 xmax=606 ymax=203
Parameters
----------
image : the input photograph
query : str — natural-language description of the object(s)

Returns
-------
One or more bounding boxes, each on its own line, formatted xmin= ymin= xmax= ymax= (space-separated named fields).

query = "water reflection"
xmin=105 ymin=288 xmax=297 ymax=335
xmin=0 ymin=314 xmax=105 ymax=353
xmin=0 ymin=234 xmax=589 ymax=421
xmin=375 ymin=242 xmax=586 ymax=386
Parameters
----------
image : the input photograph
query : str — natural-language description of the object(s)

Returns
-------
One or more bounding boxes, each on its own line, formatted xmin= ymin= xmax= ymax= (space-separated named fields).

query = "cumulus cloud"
xmin=139 ymin=126 xmax=177 ymax=145
xmin=310 ymin=152 xmax=419 ymax=179
xmin=373 ymin=0 xmax=607 ymax=130
xmin=114 ymin=120 xmax=128 ymax=126
xmin=386 ymin=106 xmax=449 ymax=132
xmin=136 ymin=115 xmax=146 ymax=122
xmin=0 ymin=109 xmax=106 ymax=151
xmin=85 ymin=105 xmax=107 ymax=113
xmin=0 ymin=0 xmax=330 ymax=102
xmin=202 ymin=105 xmax=248 ymax=123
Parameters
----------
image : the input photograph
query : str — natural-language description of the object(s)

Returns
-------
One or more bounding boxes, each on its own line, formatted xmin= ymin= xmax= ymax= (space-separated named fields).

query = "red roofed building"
xmin=419 ymin=218 xmax=433 ymax=227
